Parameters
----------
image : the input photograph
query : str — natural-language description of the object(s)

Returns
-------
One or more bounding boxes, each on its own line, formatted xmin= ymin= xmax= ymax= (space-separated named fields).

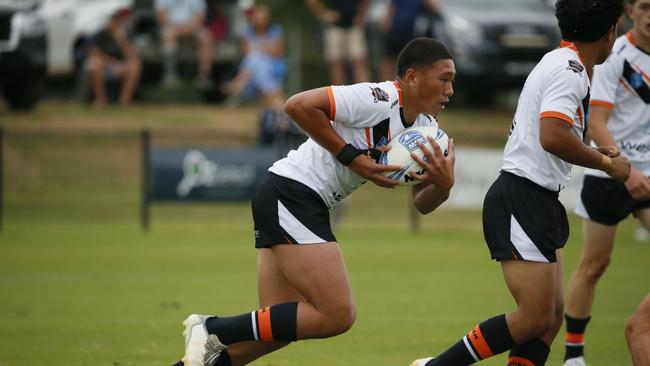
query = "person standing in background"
xmin=306 ymin=0 xmax=371 ymax=84
xmin=563 ymin=1 xmax=650 ymax=365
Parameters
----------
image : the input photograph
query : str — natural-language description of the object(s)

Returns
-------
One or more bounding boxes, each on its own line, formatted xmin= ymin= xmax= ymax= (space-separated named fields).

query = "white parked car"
xmin=39 ymin=0 xmax=133 ymax=77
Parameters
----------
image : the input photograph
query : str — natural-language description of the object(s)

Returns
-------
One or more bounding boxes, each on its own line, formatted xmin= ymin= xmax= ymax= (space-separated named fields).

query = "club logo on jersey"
xmin=629 ymin=70 xmax=644 ymax=89
xmin=399 ymin=130 xmax=427 ymax=152
xmin=370 ymin=87 xmax=389 ymax=103
xmin=566 ymin=59 xmax=584 ymax=74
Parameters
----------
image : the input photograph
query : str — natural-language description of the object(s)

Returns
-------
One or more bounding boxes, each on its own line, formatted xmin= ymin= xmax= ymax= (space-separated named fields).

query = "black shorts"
xmin=482 ymin=172 xmax=569 ymax=263
xmin=251 ymin=173 xmax=336 ymax=248
xmin=575 ymin=175 xmax=650 ymax=225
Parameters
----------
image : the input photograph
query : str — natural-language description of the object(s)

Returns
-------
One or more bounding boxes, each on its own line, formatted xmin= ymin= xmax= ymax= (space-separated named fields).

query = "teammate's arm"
xmin=539 ymin=117 xmax=630 ymax=181
xmin=588 ymin=106 xmax=617 ymax=148
xmin=284 ymin=88 xmax=400 ymax=187
xmin=410 ymin=138 xmax=456 ymax=214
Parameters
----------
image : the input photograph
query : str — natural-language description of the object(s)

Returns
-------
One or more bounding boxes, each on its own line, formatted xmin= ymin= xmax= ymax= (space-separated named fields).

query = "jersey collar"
xmin=559 ymin=40 xmax=585 ymax=65
xmin=393 ymin=80 xmax=404 ymax=106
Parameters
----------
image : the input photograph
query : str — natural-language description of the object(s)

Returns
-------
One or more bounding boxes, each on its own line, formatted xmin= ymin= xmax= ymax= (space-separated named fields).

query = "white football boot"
xmin=409 ymin=357 xmax=434 ymax=366
xmin=182 ymin=314 xmax=227 ymax=366
xmin=563 ymin=356 xmax=586 ymax=366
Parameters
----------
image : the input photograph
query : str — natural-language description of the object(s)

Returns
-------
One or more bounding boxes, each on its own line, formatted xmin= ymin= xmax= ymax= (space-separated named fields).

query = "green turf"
xmin=1 ymin=188 xmax=648 ymax=365
xmin=0 ymin=103 xmax=647 ymax=365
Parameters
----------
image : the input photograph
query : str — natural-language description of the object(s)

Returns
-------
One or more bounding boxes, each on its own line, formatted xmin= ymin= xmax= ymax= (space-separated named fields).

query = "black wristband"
xmin=336 ymin=143 xmax=364 ymax=166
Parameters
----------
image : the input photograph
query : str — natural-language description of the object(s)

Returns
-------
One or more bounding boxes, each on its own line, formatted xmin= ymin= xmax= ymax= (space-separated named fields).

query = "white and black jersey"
xmin=483 ymin=41 xmax=589 ymax=263
xmin=502 ymin=41 xmax=590 ymax=192
xmin=574 ymin=32 xmax=650 ymax=225
xmin=269 ymin=81 xmax=439 ymax=209
xmin=254 ymin=81 xmax=438 ymax=247
xmin=586 ymin=31 xmax=650 ymax=178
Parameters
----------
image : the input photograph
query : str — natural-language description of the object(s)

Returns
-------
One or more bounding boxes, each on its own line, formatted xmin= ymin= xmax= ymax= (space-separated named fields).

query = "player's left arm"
xmin=410 ymin=137 xmax=456 ymax=214
xmin=539 ymin=118 xmax=630 ymax=181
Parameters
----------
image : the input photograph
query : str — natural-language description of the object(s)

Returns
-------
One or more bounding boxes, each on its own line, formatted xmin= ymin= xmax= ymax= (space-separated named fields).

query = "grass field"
xmin=0 ymin=102 xmax=648 ymax=365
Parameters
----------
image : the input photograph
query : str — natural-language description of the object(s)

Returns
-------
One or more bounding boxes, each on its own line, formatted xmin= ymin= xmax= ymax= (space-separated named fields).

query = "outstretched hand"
xmin=348 ymin=145 xmax=401 ymax=188
xmin=604 ymin=154 xmax=631 ymax=183
xmin=409 ymin=137 xmax=456 ymax=189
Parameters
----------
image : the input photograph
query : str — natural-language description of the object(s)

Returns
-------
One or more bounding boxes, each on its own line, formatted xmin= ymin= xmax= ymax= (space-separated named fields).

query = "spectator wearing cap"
xmin=86 ymin=7 xmax=142 ymax=107
xmin=155 ymin=0 xmax=213 ymax=87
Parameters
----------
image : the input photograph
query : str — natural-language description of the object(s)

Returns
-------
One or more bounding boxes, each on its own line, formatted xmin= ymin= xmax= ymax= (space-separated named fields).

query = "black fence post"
xmin=0 ymin=127 xmax=3 ymax=233
xmin=141 ymin=129 xmax=150 ymax=232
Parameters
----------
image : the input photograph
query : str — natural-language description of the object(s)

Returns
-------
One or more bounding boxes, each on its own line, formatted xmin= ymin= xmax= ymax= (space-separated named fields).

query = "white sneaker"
xmin=410 ymin=357 xmax=434 ymax=366
xmin=564 ymin=356 xmax=586 ymax=366
xmin=182 ymin=314 xmax=226 ymax=366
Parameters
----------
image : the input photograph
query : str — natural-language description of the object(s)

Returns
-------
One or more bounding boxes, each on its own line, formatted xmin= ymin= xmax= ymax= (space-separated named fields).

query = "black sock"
xmin=428 ymin=314 xmax=516 ymax=365
xmin=214 ymin=349 xmax=232 ymax=366
xmin=205 ymin=302 xmax=298 ymax=345
xmin=508 ymin=338 xmax=550 ymax=365
xmin=564 ymin=314 xmax=590 ymax=360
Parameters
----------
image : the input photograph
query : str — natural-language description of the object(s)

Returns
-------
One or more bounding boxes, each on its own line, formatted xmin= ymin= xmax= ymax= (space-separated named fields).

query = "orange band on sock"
xmin=507 ymin=356 xmax=535 ymax=366
xmin=565 ymin=332 xmax=584 ymax=343
xmin=468 ymin=325 xmax=494 ymax=359
xmin=257 ymin=307 xmax=274 ymax=341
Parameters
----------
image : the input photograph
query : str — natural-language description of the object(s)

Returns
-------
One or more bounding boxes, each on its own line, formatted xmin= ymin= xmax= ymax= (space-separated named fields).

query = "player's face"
xmin=413 ymin=59 xmax=456 ymax=116
xmin=629 ymin=0 xmax=650 ymax=41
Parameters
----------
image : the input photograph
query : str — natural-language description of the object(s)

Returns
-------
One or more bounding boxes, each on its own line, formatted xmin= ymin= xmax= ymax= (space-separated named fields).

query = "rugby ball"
xmin=379 ymin=126 xmax=449 ymax=186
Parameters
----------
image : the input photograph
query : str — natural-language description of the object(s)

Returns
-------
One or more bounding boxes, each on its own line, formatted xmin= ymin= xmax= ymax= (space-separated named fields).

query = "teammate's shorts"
xmin=482 ymin=171 xmax=569 ymax=263
xmin=575 ymin=175 xmax=650 ymax=225
xmin=252 ymin=172 xmax=336 ymax=248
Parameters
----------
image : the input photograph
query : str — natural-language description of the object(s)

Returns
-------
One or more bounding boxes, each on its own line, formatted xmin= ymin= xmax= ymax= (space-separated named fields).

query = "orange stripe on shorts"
xmin=467 ymin=325 xmax=494 ymax=359
xmin=257 ymin=307 xmax=274 ymax=341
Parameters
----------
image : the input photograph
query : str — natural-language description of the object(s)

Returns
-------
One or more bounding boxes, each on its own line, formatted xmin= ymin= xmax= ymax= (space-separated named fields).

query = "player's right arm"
xmin=538 ymin=58 xmax=630 ymax=182
xmin=284 ymin=88 xmax=400 ymax=187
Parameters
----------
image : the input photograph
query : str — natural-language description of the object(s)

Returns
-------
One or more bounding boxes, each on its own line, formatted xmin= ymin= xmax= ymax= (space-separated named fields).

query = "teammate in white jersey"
xmin=563 ymin=1 xmax=650 ymax=365
xmin=410 ymin=1 xmax=630 ymax=366
xmin=176 ymin=37 xmax=456 ymax=366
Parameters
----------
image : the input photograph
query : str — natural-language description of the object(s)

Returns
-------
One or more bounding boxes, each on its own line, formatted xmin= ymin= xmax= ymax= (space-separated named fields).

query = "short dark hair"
xmin=396 ymin=38 xmax=453 ymax=78
xmin=555 ymin=0 xmax=623 ymax=42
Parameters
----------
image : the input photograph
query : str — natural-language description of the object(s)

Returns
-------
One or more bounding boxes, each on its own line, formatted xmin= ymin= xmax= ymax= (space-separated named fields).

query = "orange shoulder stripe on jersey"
xmin=627 ymin=30 xmax=637 ymax=46
xmin=393 ymin=81 xmax=403 ymax=106
xmin=326 ymin=86 xmax=336 ymax=120
xmin=258 ymin=307 xmax=274 ymax=341
xmin=467 ymin=325 xmax=494 ymax=359
xmin=559 ymin=40 xmax=584 ymax=65
xmin=565 ymin=332 xmax=585 ymax=343
xmin=540 ymin=111 xmax=573 ymax=125
xmin=590 ymin=100 xmax=614 ymax=109
xmin=365 ymin=128 xmax=372 ymax=149
xmin=507 ymin=356 xmax=535 ymax=366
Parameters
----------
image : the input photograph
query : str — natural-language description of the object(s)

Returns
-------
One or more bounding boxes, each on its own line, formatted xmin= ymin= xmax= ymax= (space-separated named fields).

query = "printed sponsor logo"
xmin=332 ymin=191 xmax=343 ymax=201
xmin=399 ymin=130 xmax=427 ymax=152
xmin=176 ymin=150 xmax=256 ymax=197
xmin=566 ymin=59 xmax=584 ymax=74
xmin=370 ymin=87 xmax=389 ymax=103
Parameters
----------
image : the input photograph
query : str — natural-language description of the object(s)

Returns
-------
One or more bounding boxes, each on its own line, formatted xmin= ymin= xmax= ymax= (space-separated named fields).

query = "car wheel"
xmin=3 ymin=72 xmax=45 ymax=111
